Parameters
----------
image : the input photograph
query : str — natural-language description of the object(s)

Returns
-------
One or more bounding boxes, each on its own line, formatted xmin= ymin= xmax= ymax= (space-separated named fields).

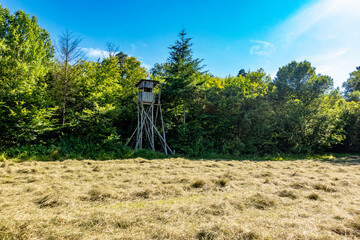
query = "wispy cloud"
xmin=279 ymin=0 xmax=360 ymax=45
xmin=249 ymin=40 xmax=275 ymax=57
xmin=141 ymin=62 xmax=151 ymax=70
xmin=82 ymin=47 xmax=109 ymax=59
xmin=82 ymin=47 xmax=152 ymax=71
xmin=268 ymin=0 xmax=360 ymax=87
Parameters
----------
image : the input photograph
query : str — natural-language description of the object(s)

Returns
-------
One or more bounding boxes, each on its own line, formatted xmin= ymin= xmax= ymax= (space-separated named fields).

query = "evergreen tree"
xmin=54 ymin=30 xmax=84 ymax=125
xmin=237 ymin=69 xmax=246 ymax=77
xmin=152 ymin=29 xmax=204 ymax=126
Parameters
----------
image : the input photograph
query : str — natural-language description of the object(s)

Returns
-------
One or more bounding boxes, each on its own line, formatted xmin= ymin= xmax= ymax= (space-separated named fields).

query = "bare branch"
xmin=56 ymin=30 xmax=85 ymax=64
xmin=106 ymin=42 xmax=120 ymax=57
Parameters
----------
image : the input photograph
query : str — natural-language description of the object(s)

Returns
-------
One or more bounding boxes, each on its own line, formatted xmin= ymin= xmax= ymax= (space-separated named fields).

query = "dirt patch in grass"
xmin=0 ymin=158 xmax=359 ymax=239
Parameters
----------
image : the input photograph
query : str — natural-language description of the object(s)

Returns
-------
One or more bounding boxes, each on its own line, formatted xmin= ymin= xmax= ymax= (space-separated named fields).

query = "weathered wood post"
xmin=126 ymin=79 xmax=174 ymax=155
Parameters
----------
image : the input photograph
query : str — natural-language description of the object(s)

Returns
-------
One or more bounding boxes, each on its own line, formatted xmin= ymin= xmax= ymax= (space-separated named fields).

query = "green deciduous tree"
xmin=271 ymin=61 xmax=343 ymax=153
xmin=1 ymin=5 xmax=359 ymax=157
xmin=343 ymin=66 xmax=360 ymax=102
xmin=63 ymin=54 xmax=148 ymax=143
xmin=171 ymin=69 xmax=274 ymax=156
xmin=273 ymin=60 xmax=333 ymax=104
xmin=0 ymin=5 xmax=54 ymax=145
xmin=341 ymin=101 xmax=360 ymax=152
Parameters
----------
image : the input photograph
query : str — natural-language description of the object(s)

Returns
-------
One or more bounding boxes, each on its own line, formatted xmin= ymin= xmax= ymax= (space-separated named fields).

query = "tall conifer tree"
xmin=152 ymin=29 xmax=204 ymax=126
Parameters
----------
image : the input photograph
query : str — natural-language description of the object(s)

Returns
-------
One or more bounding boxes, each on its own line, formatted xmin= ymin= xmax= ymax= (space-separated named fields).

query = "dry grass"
xmin=0 ymin=157 xmax=360 ymax=239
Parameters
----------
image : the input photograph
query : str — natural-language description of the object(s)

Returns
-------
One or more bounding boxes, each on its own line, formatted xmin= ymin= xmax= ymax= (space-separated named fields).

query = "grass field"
xmin=0 ymin=157 xmax=360 ymax=239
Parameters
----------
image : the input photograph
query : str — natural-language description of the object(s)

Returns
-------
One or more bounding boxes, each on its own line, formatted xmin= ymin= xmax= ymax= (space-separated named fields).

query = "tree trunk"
xmin=62 ymin=59 xmax=68 ymax=125
xmin=183 ymin=103 xmax=186 ymax=128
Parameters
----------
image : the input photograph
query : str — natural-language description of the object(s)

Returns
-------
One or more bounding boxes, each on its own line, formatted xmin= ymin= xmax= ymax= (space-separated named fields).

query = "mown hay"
xmin=0 ymin=158 xmax=359 ymax=239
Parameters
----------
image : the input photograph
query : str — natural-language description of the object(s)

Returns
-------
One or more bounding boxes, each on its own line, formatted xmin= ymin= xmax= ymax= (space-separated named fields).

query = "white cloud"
xmin=141 ymin=61 xmax=151 ymax=70
xmin=82 ymin=47 xmax=109 ymax=59
xmin=249 ymin=40 xmax=275 ymax=57
xmin=267 ymin=0 xmax=360 ymax=87
xmin=82 ymin=47 xmax=152 ymax=70
xmin=297 ymin=48 xmax=350 ymax=83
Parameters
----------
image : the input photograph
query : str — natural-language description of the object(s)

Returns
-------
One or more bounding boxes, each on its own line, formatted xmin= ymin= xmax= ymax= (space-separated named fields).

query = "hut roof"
xmin=135 ymin=79 xmax=160 ymax=87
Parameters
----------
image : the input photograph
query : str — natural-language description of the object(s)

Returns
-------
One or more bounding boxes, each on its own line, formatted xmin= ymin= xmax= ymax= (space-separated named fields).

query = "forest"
xmin=1 ymin=6 xmax=360 ymax=160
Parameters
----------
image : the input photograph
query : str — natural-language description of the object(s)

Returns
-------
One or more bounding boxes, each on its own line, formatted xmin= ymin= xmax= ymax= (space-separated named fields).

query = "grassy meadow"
xmin=0 ymin=157 xmax=360 ymax=239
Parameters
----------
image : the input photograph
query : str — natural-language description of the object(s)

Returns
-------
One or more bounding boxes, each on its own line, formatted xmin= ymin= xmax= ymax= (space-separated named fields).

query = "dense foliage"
xmin=1 ymin=6 xmax=359 ymax=159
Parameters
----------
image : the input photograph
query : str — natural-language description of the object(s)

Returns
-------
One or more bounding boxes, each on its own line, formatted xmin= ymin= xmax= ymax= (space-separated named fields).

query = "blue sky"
xmin=4 ymin=0 xmax=360 ymax=87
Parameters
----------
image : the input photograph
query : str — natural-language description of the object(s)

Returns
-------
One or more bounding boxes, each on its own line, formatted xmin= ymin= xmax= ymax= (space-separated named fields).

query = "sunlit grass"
xmin=0 ymin=156 xmax=359 ymax=239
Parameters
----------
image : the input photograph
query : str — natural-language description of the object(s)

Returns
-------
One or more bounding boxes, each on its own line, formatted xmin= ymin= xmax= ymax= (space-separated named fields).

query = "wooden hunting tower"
xmin=136 ymin=79 xmax=157 ymax=103
xmin=126 ymin=79 xmax=174 ymax=155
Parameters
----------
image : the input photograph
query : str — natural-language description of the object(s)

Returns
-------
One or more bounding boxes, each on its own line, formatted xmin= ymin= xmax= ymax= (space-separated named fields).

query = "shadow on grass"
xmin=1 ymin=143 xmax=359 ymax=165
xmin=315 ymin=155 xmax=360 ymax=165
xmin=186 ymin=153 xmax=360 ymax=165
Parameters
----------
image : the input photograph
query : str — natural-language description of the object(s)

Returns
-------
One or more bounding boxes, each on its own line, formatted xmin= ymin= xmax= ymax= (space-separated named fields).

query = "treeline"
xmin=1 ymin=6 xmax=359 ymax=159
